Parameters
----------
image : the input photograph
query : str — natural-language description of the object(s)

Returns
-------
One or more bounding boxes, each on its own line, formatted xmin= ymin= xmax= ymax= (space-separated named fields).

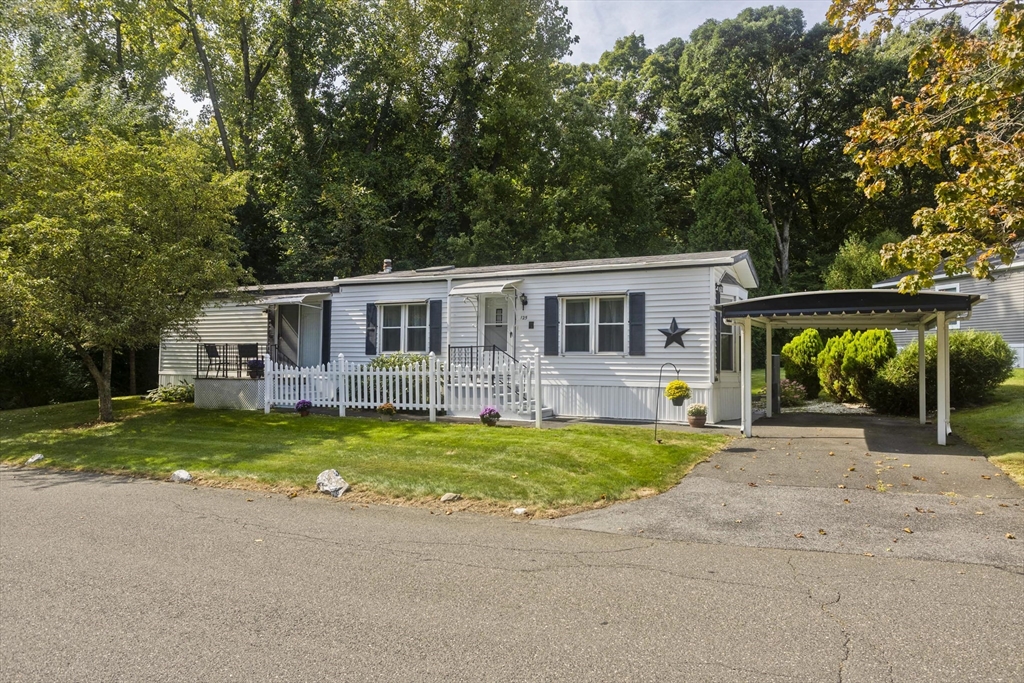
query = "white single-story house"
xmin=873 ymin=245 xmax=1024 ymax=368
xmin=159 ymin=250 xmax=759 ymax=423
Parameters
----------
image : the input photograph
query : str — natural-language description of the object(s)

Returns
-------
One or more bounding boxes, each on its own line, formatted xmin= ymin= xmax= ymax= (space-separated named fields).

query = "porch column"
xmin=936 ymin=311 xmax=949 ymax=445
xmin=741 ymin=318 xmax=753 ymax=438
xmin=918 ymin=325 xmax=926 ymax=425
xmin=764 ymin=321 xmax=773 ymax=418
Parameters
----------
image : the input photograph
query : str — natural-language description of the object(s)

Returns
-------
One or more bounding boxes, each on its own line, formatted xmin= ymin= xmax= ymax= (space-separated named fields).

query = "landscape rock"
xmin=170 ymin=470 xmax=192 ymax=483
xmin=440 ymin=493 xmax=461 ymax=503
xmin=26 ymin=454 xmax=44 ymax=464
xmin=513 ymin=507 xmax=528 ymax=516
xmin=316 ymin=469 xmax=350 ymax=497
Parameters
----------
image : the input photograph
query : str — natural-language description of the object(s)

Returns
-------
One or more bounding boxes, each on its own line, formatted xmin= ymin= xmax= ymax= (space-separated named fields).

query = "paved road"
xmin=544 ymin=414 xmax=1024 ymax=571
xmin=2 ymin=466 xmax=1022 ymax=682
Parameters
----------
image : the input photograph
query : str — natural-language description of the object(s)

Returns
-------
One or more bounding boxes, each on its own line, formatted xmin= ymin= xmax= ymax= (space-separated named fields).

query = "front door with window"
xmin=483 ymin=296 xmax=510 ymax=354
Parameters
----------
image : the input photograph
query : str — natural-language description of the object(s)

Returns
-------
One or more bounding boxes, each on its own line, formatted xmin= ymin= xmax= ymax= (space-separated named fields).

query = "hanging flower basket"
xmin=664 ymin=380 xmax=691 ymax=407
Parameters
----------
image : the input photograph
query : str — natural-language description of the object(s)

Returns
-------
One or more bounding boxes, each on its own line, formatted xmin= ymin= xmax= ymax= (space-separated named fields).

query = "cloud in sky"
xmin=562 ymin=0 xmax=832 ymax=63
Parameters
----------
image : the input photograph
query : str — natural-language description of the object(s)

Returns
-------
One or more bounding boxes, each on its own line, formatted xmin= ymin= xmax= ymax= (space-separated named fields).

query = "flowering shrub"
xmin=295 ymin=399 xmax=313 ymax=412
xmin=480 ymin=406 xmax=501 ymax=425
xmin=247 ymin=359 xmax=265 ymax=371
xmin=779 ymin=379 xmax=807 ymax=407
xmin=146 ymin=380 xmax=194 ymax=403
xmin=664 ymin=380 xmax=691 ymax=401
xmin=687 ymin=403 xmax=707 ymax=417
xmin=377 ymin=402 xmax=396 ymax=415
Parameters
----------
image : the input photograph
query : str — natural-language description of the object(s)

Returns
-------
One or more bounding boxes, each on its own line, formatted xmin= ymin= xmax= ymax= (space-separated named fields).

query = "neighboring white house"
xmin=872 ymin=246 xmax=1024 ymax=368
xmin=159 ymin=250 xmax=759 ymax=423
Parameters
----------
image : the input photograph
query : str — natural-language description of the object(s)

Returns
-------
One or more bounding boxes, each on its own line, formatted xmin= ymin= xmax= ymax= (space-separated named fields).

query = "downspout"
xmin=445 ymin=277 xmax=452 ymax=361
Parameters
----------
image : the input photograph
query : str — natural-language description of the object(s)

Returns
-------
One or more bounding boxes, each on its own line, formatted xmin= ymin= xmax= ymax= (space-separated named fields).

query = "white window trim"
xmin=560 ymin=296 xmax=628 ymax=355
xmin=378 ymin=303 xmax=428 ymax=354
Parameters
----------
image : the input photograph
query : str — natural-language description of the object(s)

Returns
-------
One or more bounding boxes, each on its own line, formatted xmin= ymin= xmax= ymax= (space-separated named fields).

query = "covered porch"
xmin=719 ymin=290 xmax=983 ymax=445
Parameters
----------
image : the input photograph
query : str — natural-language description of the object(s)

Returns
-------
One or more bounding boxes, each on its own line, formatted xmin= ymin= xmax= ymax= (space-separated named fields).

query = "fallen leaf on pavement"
xmin=747 ymin=482 xmax=758 ymax=487
xmin=975 ymin=511 xmax=985 ymax=515
xmin=843 ymin=499 xmax=850 ymax=504
xmin=903 ymin=528 xmax=913 ymax=534
xmin=818 ymin=529 xmax=827 ymax=535
xmin=913 ymin=476 xmax=926 ymax=481
xmin=1007 ymin=534 xmax=1016 ymax=540
xmin=828 ymin=451 xmax=835 ymax=456
xmin=848 ymin=467 xmax=856 ymax=472
xmin=794 ymin=533 xmax=805 ymax=538
xmin=863 ymin=552 xmax=874 ymax=557
xmin=838 ymin=484 xmax=846 ymax=489
xmin=981 ymin=475 xmax=990 ymax=480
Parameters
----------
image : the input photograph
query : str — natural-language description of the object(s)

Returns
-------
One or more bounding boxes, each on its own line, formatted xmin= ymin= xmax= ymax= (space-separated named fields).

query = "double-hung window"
xmin=562 ymin=296 xmax=626 ymax=354
xmin=379 ymin=303 xmax=428 ymax=353
xmin=718 ymin=294 xmax=735 ymax=372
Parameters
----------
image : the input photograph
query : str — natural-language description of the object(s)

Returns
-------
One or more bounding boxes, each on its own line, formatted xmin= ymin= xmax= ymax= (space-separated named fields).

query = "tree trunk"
xmin=129 ymin=348 xmax=137 ymax=395
xmin=74 ymin=343 xmax=115 ymax=422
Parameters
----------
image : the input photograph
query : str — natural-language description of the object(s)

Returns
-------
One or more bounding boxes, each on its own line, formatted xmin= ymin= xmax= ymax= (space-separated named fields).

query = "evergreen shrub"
xmin=817 ymin=329 xmax=895 ymax=403
xmin=781 ymin=329 xmax=824 ymax=397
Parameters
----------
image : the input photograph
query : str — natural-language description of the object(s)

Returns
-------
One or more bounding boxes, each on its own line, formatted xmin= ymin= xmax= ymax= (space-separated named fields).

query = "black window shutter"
xmin=628 ymin=292 xmax=645 ymax=356
xmin=428 ymin=299 xmax=442 ymax=355
xmin=544 ymin=296 xmax=559 ymax=356
xmin=365 ymin=303 xmax=377 ymax=356
xmin=320 ymin=300 xmax=332 ymax=365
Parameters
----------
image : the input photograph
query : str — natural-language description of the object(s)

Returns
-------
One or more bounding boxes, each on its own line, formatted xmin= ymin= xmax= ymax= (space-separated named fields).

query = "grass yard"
xmin=0 ymin=398 xmax=730 ymax=511
xmin=952 ymin=369 xmax=1024 ymax=486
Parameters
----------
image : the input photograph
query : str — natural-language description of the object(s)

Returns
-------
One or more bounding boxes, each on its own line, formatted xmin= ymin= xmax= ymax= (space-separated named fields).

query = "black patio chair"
xmin=203 ymin=344 xmax=227 ymax=378
xmin=237 ymin=343 xmax=260 ymax=378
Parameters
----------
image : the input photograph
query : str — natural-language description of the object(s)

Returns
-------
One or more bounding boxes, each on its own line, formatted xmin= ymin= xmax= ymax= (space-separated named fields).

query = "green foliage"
xmin=0 ymin=120 xmax=249 ymax=421
xmin=145 ymin=381 xmax=195 ymax=404
xmin=817 ymin=331 xmax=856 ymax=401
xmin=664 ymin=380 xmax=691 ymax=401
xmin=842 ymin=329 xmax=897 ymax=402
xmin=0 ymin=338 xmax=94 ymax=410
xmin=868 ymin=331 xmax=1017 ymax=415
xmin=781 ymin=329 xmax=825 ymax=398
xmin=779 ymin=379 xmax=808 ymax=407
xmin=689 ymin=158 xmax=776 ymax=292
xmin=687 ymin=403 xmax=707 ymax=417
xmin=824 ymin=230 xmax=902 ymax=289
xmin=369 ymin=353 xmax=430 ymax=370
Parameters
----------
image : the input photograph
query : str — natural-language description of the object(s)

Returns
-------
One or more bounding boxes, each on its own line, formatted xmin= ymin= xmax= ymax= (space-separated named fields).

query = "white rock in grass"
xmin=27 ymin=454 xmax=44 ymax=464
xmin=512 ymin=507 xmax=528 ymax=516
xmin=316 ymin=469 xmax=350 ymax=497
xmin=440 ymin=493 xmax=461 ymax=503
xmin=170 ymin=470 xmax=193 ymax=483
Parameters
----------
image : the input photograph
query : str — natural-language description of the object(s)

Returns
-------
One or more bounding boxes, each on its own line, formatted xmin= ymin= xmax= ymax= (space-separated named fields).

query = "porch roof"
xmin=719 ymin=289 xmax=982 ymax=330
xmin=448 ymin=279 xmax=523 ymax=296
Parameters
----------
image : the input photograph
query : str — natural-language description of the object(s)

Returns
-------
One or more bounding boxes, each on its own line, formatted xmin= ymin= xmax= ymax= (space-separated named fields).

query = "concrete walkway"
xmin=541 ymin=413 xmax=1024 ymax=571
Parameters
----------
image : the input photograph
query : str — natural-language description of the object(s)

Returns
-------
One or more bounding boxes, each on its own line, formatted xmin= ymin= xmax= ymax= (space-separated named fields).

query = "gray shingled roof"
xmin=337 ymin=250 xmax=756 ymax=284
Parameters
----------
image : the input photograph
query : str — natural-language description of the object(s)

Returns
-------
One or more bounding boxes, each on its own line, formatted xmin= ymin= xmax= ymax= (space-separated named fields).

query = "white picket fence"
xmin=263 ymin=352 xmax=543 ymax=424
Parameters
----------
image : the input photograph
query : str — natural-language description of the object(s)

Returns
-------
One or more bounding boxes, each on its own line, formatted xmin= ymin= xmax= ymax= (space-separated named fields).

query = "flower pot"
xmin=671 ymin=397 xmax=685 ymax=407
xmin=248 ymin=370 xmax=263 ymax=380
xmin=481 ymin=418 xmax=498 ymax=427
xmin=299 ymin=409 xmax=310 ymax=417
xmin=687 ymin=415 xmax=706 ymax=428
xmin=379 ymin=414 xmax=393 ymax=422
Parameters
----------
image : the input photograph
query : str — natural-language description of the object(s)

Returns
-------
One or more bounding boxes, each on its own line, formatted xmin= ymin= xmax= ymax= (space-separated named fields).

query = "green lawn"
xmin=0 ymin=398 xmax=730 ymax=509
xmin=952 ymin=369 xmax=1024 ymax=486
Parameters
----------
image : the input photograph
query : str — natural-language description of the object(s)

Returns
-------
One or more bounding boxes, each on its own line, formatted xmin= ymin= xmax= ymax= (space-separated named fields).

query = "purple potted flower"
xmin=295 ymin=399 xmax=313 ymax=417
xmin=480 ymin=406 xmax=501 ymax=427
xmin=247 ymin=358 xmax=265 ymax=379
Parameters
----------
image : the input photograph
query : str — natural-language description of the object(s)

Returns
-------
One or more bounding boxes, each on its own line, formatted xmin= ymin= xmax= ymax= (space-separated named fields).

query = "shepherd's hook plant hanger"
xmin=654 ymin=362 xmax=680 ymax=444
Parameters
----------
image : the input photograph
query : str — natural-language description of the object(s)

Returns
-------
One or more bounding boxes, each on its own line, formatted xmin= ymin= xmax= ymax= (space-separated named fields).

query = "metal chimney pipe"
xmin=382 ymin=259 xmax=393 ymax=274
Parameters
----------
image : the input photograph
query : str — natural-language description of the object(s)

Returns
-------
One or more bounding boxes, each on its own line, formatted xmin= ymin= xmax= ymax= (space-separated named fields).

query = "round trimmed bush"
xmin=781 ymin=329 xmax=823 ymax=398
xmin=868 ymin=330 xmax=1015 ymax=415
xmin=817 ymin=330 xmax=856 ymax=402
xmin=817 ymin=329 xmax=895 ymax=403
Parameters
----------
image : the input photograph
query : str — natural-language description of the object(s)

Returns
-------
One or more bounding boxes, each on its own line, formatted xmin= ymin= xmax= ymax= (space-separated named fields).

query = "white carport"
xmin=719 ymin=290 xmax=983 ymax=446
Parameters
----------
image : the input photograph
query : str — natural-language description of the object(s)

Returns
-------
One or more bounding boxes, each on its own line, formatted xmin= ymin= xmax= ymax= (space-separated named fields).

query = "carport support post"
xmin=764 ymin=322 xmax=773 ymax=419
xmin=534 ymin=350 xmax=543 ymax=429
xmin=918 ymin=326 xmax=926 ymax=425
xmin=741 ymin=318 xmax=753 ymax=438
xmin=936 ymin=311 xmax=948 ymax=446
xmin=338 ymin=353 xmax=346 ymax=417
xmin=428 ymin=352 xmax=436 ymax=423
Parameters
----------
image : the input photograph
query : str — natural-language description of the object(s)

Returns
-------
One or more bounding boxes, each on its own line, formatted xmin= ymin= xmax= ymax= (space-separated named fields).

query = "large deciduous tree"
xmin=0 ymin=125 xmax=249 ymax=421
xmin=829 ymin=0 xmax=1023 ymax=291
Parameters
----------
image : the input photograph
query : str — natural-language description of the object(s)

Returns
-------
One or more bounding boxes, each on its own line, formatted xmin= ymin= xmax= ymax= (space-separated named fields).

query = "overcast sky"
xmin=168 ymin=1 xmax=834 ymax=119
xmin=563 ymin=0 xmax=832 ymax=63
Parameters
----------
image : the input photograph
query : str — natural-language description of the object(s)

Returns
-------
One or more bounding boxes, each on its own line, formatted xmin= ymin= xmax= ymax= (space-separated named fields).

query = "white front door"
xmin=482 ymin=296 xmax=510 ymax=354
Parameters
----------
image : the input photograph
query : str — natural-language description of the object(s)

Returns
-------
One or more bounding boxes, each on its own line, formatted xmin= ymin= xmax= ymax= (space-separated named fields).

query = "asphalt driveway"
xmin=542 ymin=413 xmax=1024 ymax=570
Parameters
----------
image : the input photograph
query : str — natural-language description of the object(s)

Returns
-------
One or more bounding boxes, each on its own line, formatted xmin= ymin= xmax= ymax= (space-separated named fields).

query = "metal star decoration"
xmin=659 ymin=318 xmax=689 ymax=348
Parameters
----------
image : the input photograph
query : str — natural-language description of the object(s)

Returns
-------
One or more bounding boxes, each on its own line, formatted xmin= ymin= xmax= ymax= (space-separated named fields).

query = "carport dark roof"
xmin=719 ymin=289 xmax=982 ymax=330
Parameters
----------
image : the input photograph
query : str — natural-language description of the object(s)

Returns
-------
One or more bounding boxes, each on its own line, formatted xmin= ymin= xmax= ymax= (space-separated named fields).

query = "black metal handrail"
xmin=194 ymin=343 xmax=294 ymax=379
xmin=448 ymin=345 xmax=517 ymax=368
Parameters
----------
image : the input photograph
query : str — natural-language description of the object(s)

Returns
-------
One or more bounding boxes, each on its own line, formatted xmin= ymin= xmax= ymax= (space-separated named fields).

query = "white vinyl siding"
xmin=158 ymin=303 xmax=268 ymax=385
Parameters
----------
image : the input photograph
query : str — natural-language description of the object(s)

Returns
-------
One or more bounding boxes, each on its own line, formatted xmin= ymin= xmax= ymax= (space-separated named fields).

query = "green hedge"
xmin=868 ymin=330 xmax=1015 ymax=415
xmin=817 ymin=329 xmax=895 ymax=403
xmin=781 ymin=329 xmax=823 ymax=398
